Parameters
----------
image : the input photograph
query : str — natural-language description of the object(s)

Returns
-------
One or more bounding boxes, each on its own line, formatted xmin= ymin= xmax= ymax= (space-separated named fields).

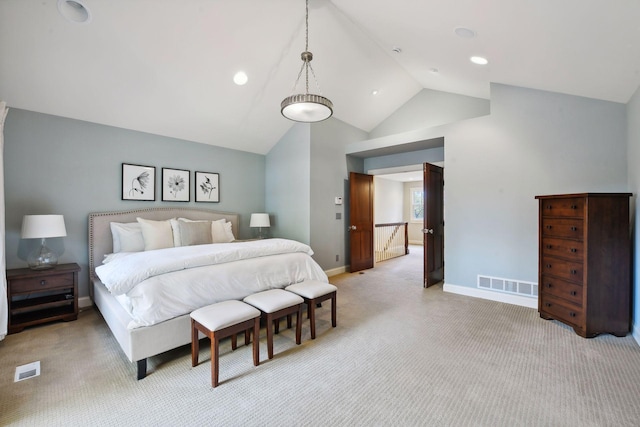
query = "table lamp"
xmin=250 ymin=213 xmax=270 ymax=239
xmin=21 ymin=214 xmax=67 ymax=270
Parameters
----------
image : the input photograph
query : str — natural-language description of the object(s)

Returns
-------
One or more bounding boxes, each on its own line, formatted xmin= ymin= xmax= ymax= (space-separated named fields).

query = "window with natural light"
xmin=411 ymin=188 xmax=424 ymax=221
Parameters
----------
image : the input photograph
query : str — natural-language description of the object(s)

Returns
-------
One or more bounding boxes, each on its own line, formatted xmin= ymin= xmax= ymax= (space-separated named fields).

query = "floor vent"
xmin=14 ymin=361 xmax=40 ymax=382
xmin=477 ymin=275 xmax=538 ymax=298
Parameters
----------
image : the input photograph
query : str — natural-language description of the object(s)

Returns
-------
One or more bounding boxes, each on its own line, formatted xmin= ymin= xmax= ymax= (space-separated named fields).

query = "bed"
xmin=88 ymin=207 xmax=328 ymax=379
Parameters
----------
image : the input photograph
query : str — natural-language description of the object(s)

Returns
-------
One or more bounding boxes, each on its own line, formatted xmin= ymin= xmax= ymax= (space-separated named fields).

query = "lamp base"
xmin=27 ymin=238 xmax=58 ymax=270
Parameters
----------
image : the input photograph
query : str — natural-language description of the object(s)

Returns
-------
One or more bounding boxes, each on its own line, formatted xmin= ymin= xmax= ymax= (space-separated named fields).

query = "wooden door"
xmin=349 ymin=172 xmax=374 ymax=272
xmin=423 ymin=163 xmax=444 ymax=287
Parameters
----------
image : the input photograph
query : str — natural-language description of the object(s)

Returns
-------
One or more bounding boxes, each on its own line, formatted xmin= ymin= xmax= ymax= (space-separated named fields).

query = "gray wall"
xmin=368 ymin=88 xmax=490 ymax=139
xmin=349 ymin=83 xmax=628 ymax=292
xmin=265 ymin=118 xmax=367 ymax=271
xmin=364 ymin=147 xmax=444 ymax=172
xmin=627 ymin=85 xmax=640 ymax=337
xmin=310 ymin=118 xmax=369 ymax=270
xmin=265 ymin=124 xmax=311 ymax=244
xmin=4 ymin=109 xmax=265 ymax=298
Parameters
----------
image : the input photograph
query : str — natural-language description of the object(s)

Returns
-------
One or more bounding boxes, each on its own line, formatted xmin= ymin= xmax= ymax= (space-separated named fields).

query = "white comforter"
xmin=95 ymin=239 xmax=328 ymax=329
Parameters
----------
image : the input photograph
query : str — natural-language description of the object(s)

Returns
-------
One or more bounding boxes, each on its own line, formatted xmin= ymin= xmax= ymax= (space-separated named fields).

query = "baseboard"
xmin=325 ymin=266 xmax=347 ymax=277
xmin=79 ymin=296 xmax=93 ymax=309
xmin=409 ymin=240 xmax=422 ymax=245
xmin=632 ymin=321 xmax=640 ymax=347
xmin=443 ymin=282 xmax=538 ymax=309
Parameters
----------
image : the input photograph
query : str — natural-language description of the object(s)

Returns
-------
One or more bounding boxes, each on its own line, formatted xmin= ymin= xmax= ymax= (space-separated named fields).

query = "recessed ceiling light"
xmin=371 ymin=90 xmax=379 ymax=96
xmin=470 ymin=56 xmax=488 ymax=65
xmin=233 ymin=71 xmax=248 ymax=86
xmin=454 ymin=27 xmax=476 ymax=38
xmin=57 ymin=0 xmax=91 ymax=24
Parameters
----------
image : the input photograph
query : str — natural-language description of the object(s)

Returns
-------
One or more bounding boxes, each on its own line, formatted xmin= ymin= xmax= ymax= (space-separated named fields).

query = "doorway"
xmin=351 ymin=162 xmax=444 ymax=286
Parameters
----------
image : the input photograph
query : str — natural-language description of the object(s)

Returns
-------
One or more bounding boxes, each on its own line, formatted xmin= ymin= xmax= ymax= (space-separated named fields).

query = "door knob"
xmin=422 ymin=228 xmax=434 ymax=234
xmin=348 ymin=225 xmax=357 ymax=231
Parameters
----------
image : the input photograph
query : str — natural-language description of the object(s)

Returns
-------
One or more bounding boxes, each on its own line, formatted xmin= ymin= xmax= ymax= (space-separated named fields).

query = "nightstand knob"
xmin=40 ymin=280 xmax=46 ymax=286
xmin=570 ymin=291 xmax=577 ymax=296
xmin=569 ymin=312 xmax=576 ymax=317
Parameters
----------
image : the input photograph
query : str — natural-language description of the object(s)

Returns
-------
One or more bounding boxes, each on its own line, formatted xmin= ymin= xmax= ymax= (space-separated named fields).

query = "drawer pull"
xmin=546 ymin=244 xmax=552 ymax=249
xmin=570 ymin=269 xmax=577 ymax=275
xmin=546 ymin=283 xmax=553 ymax=288
xmin=546 ymin=264 xmax=552 ymax=269
xmin=545 ymin=302 xmax=552 ymax=308
xmin=571 ymin=205 xmax=578 ymax=209
xmin=570 ymin=226 xmax=577 ymax=232
xmin=570 ymin=291 xmax=577 ymax=296
xmin=40 ymin=280 xmax=46 ymax=286
xmin=546 ymin=205 xmax=552 ymax=210
xmin=570 ymin=248 xmax=577 ymax=253
xmin=569 ymin=312 xmax=576 ymax=318
xmin=546 ymin=225 xmax=552 ymax=230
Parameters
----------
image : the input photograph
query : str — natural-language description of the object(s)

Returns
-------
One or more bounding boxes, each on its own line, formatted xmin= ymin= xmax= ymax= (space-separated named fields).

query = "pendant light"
xmin=280 ymin=0 xmax=333 ymax=123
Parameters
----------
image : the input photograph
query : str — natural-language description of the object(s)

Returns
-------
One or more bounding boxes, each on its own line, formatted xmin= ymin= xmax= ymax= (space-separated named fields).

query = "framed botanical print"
xmin=195 ymin=171 xmax=219 ymax=203
xmin=162 ymin=168 xmax=190 ymax=202
xmin=122 ymin=163 xmax=155 ymax=201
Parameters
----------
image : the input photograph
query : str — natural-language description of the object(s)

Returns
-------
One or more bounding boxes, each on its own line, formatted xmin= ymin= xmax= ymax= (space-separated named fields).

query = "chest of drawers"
xmin=536 ymin=193 xmax=631 ymax=338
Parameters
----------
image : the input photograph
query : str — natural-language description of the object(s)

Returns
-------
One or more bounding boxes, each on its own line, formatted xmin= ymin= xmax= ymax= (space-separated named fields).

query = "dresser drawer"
xmin=10 ymin=273 xmax=75 ymax=294
xmin=541 ymin=237 xmax=584 ymax=261
xmin=541 ymin=256 xmax=583 ymax=283
xmin=540 ymin=197 xmax=584 ymax=218
xmin=540 ymin=293 xmax=585 ymax=326
xmin=540 ymin=275 xmax=583 ymax=306
xmin=541 ymin=218 xmax=584 ymax=239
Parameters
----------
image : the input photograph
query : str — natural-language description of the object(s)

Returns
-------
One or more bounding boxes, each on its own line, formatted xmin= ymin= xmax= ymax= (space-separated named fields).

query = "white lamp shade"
xmin=21 ymin=215 xmax=67 ymax=239
xmin=250 ymin=213 xmax=270 ymax=228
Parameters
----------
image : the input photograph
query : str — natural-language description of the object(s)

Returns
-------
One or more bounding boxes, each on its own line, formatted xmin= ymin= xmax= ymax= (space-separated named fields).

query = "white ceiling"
xmin=1 ymin=0 xmax=639 ymax=155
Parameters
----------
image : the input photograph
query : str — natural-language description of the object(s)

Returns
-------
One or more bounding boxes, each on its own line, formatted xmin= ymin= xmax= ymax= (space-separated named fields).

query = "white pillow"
xmin=211 ymin=219 xmax=234 ymax=243
xmin=172 ymin=219 xmax=212 ymax=247
xmin=223 ymin=221 xmax=235 ymax=242
xmin=137 ymin=217 xmax=174 ymax=251
xmin=110 ymin=222 xmax=145 ymax=253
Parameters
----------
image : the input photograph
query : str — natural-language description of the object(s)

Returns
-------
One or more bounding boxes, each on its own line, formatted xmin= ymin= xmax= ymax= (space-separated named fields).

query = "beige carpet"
xmin=2 ymin=248 xmax=640 ymax=426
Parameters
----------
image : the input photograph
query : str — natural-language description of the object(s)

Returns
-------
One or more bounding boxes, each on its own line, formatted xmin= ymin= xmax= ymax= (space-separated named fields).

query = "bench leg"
xmin=266 ymin=314 xmax=274 ymax=359
xmin=212 ymin=335 xmax=219 ymax=387
xmin=309 ymin=298 xmax=317 ymax=339
xmin=295 ymin=305 xmax=302 ymax=344
xmin=191 ymin=319 xmax=199 ymax=367
xmin=331 ymin=292 xmax=337 ymax=328
xmin=252 ymin=317 xmax=260 ymax=366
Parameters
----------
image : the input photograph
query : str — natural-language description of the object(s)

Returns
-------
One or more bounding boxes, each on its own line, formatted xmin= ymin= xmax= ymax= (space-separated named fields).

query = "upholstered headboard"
xmin=88 ymin=207 xmax=239 ymax=281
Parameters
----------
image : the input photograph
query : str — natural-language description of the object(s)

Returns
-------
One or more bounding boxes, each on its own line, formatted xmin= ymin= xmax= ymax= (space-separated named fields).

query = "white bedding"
xmin=95 ymin=238 xmax=328 ymax=329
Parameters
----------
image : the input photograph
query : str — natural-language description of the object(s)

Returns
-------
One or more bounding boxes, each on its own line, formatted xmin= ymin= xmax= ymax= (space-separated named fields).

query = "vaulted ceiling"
xmin=1 ymin=0 xmax=639 ymax=155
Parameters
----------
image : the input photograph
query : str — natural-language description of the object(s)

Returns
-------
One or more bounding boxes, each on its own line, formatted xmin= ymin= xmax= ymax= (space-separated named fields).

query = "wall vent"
xmin=477 ymin=275 xmax=537 ymax=298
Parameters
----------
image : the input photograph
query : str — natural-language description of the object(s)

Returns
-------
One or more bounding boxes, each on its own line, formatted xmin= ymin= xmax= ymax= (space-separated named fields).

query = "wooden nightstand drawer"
xmin=540 ymin=197 xmax=584 ymax=218
xmin=10 ymin=273 xmax=74 ymax=294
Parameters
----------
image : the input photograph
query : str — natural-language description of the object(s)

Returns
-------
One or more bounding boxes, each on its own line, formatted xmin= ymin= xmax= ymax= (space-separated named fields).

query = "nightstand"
xmin=6 ymin=263 xmax=80 ymax=334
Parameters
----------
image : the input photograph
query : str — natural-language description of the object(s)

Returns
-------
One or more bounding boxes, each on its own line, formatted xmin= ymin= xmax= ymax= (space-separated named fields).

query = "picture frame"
xmin=195 ymin=171 xmax=220 ymax=203
xmin=122 ymin=163 xmax=156 ymax=201
xmin=162 ymin=168 xmax=190 ymax=202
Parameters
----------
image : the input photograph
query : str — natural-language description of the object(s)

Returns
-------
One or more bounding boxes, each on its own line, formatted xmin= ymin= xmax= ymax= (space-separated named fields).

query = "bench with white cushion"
xmin=285 ymin=280 xmax=337 ymax=339
xmin=243 ymin=289 xmax=304 ymax=359
xmin=190 ymin=300 xmax=261 ymax=387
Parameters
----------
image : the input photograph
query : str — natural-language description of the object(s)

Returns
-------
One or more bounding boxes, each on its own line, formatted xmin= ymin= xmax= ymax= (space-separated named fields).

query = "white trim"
xmin=443 ymin=282 xmax=538 ymax=309
xmin=79 ymin=296 xmax=93 ymax=309
xmin=325 ymin=266 xmax=347 ymax=277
